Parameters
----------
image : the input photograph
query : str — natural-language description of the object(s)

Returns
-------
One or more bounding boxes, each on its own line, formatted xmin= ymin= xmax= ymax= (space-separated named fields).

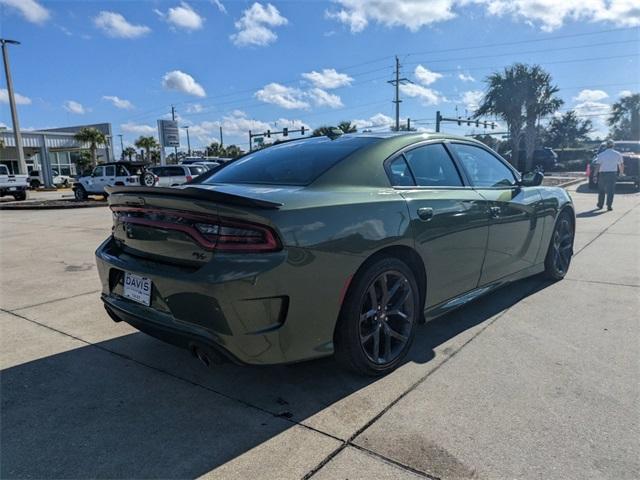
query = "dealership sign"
xmin=157 ymin=119 xmax=180 ymax=147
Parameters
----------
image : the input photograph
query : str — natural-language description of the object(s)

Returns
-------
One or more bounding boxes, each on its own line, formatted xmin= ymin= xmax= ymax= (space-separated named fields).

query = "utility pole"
xmin=171 ymin=105 xmax=178 ymax=159
xmin=387 ymin=56 xmax=411 ymax=132
xmin=219 ymin=126 xmax=223 ymax=148
xmin=182 ymin=126 xmax=191 ymax=156
xmin=1 ymin=38 xmax=27 ymax=174
xmin=117 ymin=134 xmax=124 ymax=160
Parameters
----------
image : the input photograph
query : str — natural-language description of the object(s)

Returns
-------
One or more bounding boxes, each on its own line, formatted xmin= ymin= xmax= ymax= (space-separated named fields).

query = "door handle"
xmin=417 ymin=207 xmax=434 ymax=221
xmin=489 ymin=206 xmax=501 ymax=218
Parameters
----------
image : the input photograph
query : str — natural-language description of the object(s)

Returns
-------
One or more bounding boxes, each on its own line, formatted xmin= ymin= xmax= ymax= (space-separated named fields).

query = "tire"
xmin=141 ymin=171 xmax=156 ymax=187
xmin=335 ymin=257 xmax=420 ymax=376
xmin=74 ymin=186 xmax=88 ymax=201
xmin=30 ymin=179 xmax=41 ymax=189
xmin=12 ymin=191 xmax=27 ymax=201
xmin=544 ymin=210 xmax=575 ymax=281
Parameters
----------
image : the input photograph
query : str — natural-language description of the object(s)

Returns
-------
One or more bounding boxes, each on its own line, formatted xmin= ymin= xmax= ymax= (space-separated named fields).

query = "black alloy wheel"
xmin=545 ymin=211 xmax=574 ymax=280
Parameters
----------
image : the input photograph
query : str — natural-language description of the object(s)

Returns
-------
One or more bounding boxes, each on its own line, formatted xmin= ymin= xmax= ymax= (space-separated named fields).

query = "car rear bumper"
xmin=95 ymin=236 xmax=349 ymax=365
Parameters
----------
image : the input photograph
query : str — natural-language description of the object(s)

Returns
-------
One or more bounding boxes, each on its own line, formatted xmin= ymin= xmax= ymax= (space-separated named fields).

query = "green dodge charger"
xmin=96 ymin=132 xmax=575 ymax=375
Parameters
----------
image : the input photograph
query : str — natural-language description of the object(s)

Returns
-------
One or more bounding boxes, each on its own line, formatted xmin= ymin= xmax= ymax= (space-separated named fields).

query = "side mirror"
xmin=521 ymin=171 xmax=544 ymax=187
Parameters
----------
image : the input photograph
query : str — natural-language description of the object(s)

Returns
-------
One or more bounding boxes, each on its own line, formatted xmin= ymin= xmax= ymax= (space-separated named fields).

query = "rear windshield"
xmin=188 ymin=166 xmax=206 ymax=175
xmin=615 ymin=143 xmax=640 ymax=153
xmin=202 ymin=136 xmax=379 ymax=186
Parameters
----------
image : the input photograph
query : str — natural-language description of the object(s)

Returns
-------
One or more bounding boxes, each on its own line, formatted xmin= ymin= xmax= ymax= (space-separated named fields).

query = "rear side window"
xmin=449 ymin=143 xmax=515 ymax=187
xmin=404 ymin=144 xmax=462 ymax=187
xmin=105 ymin=166 xmax=115 ymax=177
xmin=189 ymin=166 xmax=205 ymax=175
xmin=203 ymin=136 xmax=379 ymax=186
xmin=388 ymin=157 xmax=415 ymax=186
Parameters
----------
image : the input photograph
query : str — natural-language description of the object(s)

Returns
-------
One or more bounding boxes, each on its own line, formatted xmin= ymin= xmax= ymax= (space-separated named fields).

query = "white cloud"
xmin=102 ymin=95 xmax=134 ymax=110
xmin=94 ymin=11 xmax=151 ymax=38
xmin=352 ymin=113 xmax=395 ymax=130
xmin=255 ymin=83 xmax=309 ymax=109
xmin=326 ymin=0 xmax=456 ymax=33
xmin=400 ymin=83 xmax=445 ymax=106
xmin=162 ymin=70 xmax=206 ymax=97
xmin=121 ymin=122 xmax=156 ymax=135
xmin=574 ymin=89 xmax=609 ymax=103
xmin=618 ymin=90 xmax=633 ymax=98
xmin=230 ymin=2 xmax=288 ymax=47
xmin=327 ymin=0 xmax=640 ymax=33
xmin=414 ymin=65 xmax=442 ymax=85
xmin=0 ymin=0 xmax=49 ymax=24
xmin=302 ymin=68 xmax=353 ymax=89
xmin=458 ymin=73 xmax=475 ymax=82
xmin=0 ymin=88 xmax=32 ymax=105
xmin=308 ymin=88 xmax=343 ymax=108
xmin=63 ymin=100 xmax=86 ymax=115
xmin=156 ymin=2 xmax=205 ymax=31
xmin=186 ymin=103 xmax=204 ymax=113
xmin=461 ymin=90 xmax=484 ymax=111
xmin=211 ymin=0 xmax=227 ymax=14
xmin=573 ymin=100 xmax=611 ymax=138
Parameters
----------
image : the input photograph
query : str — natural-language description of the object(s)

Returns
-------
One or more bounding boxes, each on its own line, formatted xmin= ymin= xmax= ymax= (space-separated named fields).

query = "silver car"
xmin=148 ymin=165 xmax=207 ymax=187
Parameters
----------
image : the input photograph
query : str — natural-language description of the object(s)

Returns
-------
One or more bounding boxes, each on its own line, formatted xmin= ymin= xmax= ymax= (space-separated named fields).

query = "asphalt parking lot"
xmin=1 ymin=181 xmax=638 ymax=479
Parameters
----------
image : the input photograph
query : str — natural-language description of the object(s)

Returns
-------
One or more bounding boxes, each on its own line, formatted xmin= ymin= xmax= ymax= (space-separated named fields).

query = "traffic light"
xmin=266 ymin=130 xmax=271 ymax=138
xmin=457 ymin=117 xmax=461 ymax=126
xmin=283 ymin=127 xmax=288 ymax=137
xmin=300 ymin=126 xmax=305 ymax=135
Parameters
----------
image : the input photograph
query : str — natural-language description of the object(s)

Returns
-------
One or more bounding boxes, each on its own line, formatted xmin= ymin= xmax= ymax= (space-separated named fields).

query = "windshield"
xmin=202 ymin=136 xmax=379 ymax=186
xmin=615 ymin=143 xmax=640 ymax=153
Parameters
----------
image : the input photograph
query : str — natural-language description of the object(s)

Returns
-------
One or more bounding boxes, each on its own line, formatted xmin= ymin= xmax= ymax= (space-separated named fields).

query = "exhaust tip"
xmin=189 ymin=342 xmax=225 ymax=368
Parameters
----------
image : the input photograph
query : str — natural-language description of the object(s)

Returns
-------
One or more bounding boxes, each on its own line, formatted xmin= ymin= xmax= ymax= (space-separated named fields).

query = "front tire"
xmin=30 ymin=179 xmax=41 ymax=189
xmin=335 ymin=257 xmax=419 ymax=376
xmin=544 ymin=211 xmax=575 ymax=281
xmin=74 ymin=186 xmax=88 ymax=201
xmin=12 ymin=191 xmax=27 ymax=201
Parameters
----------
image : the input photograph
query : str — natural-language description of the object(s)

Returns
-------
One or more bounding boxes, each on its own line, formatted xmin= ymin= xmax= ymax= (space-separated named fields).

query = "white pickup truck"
xmin=0 ymin=165 xmax=28 ymax=201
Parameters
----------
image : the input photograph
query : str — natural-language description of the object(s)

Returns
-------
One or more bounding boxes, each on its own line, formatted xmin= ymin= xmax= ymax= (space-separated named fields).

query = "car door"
xmin=86 ymin=166 xmax=104 ymax=193
xmin=448 ymin=142 xmax=543 ymax=285
xmin=387 ymin=142 xmax=490 ymax=308
xmin=103 ymin=165 xmax=116 ymax=188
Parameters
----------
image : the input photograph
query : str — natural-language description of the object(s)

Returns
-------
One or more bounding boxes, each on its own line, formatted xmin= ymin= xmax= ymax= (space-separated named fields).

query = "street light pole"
xmin=1 ymin=39 xmax=27 ymax=174
xmin=182 ymin=126 xmax=191 ymax=156
xmin=117 ymin=134 xmax=124 ymax=160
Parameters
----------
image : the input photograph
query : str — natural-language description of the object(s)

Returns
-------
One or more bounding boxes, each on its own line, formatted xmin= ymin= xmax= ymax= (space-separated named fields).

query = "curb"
xmin=557 ymin=177 xmax=586 ymax=188
xmin=0 ymin=201 xmax=108 ymax=210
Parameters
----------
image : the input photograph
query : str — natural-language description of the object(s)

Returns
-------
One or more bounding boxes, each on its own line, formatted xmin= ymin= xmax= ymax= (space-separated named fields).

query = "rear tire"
xmin=141 ymin=171 xmax=156 ymax=187
xmin=335 ymin=257 xmax=419 ymax=376
xmin=12 ymin=191 xmax=27 ymax=201
xmin=544 ymin=211 xmax=575 ymax=281
xmin=30 ymin=179 xmax=41 ymax=189
xmin=74 ymin=186 xmax=88 ymax=201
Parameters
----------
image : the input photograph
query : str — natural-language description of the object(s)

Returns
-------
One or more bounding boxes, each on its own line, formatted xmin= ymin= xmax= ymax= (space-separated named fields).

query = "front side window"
xmin=92 ymin=166 xmax=104 ymax=177
xmin=450 ymin=143 xmax=516 ymax=187
xmin=404 ymin=144 xmax=463 ymax=187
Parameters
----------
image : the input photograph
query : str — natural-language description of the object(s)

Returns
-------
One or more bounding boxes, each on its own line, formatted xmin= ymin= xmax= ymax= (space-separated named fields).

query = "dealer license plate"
xmin=123 ymin=272 xmax=152 ymax=306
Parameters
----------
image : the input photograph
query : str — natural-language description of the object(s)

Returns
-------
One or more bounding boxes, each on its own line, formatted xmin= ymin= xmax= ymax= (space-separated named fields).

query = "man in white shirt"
xmin=593 ymin=140 xmax=624 ymax=211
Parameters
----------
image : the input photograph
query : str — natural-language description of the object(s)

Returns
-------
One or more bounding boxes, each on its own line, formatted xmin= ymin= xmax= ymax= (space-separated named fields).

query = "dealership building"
xmin=0 ymin=123 xmax=114 ymax=186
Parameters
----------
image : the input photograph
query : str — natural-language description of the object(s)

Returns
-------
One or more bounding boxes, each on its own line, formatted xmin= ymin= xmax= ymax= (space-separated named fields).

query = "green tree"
xmin=73 ymin=127 xmax=107 ymax=168
xmin=475 ymin=64 xmax=529 ymax=168
xmin=134 ymin=136 xmax=159 ymax=163
xmin=608 ymin=93 xmax=640 ymax=140
xmin=337 ymin=121 xmax=357 ymax=134
xmin=312 ymin=126 xmax=333 ymax=137
xmin=224 ymin=145 xmax=243 ymax=158
xmin=542 ymin=111 xmax=592 ymax=149
xmin=123 ymin=146 xmax=137 ymax=161
xmin=522 ymin=65 xmax=563 ymax=170
xmin=206 ymin=142 xmax=224 ymax=156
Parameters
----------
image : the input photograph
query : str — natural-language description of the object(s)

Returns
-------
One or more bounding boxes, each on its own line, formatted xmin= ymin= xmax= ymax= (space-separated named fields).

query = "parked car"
xmin=73 ymin=161 xmax=157 ymax=200
xmin=191 ymin=161 xmax=221 ymax=170
xmin=181 ymin=156 xmax=230 ymax=165
xmin=587 ymin=141 xmax=640 ymax=191
xmin=0 ymin=164 xmax=28 ymax=201
xmin=97 ymin=132 xmax=574 ymax=375
xmin=148 ymin=165 xmax=208 ymax=187
xmin=28 ymin=169 xmax=73 ymax=189
xmin=505 ymin=147 xmax=558 ymax=172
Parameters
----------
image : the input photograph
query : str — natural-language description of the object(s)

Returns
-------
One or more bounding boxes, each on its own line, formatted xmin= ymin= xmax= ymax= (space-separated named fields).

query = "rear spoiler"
xmin=105 ymin=185 xmax=283 ymax=209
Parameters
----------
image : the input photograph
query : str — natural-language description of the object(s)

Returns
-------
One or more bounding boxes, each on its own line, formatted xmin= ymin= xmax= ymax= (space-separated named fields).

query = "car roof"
xmin=101 ymin=161 xmax=150 ymax=167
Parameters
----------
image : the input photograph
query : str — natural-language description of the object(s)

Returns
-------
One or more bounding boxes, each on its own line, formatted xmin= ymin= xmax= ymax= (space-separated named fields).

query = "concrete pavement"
xmin=1 ymin=181 xmax=638 ymax=479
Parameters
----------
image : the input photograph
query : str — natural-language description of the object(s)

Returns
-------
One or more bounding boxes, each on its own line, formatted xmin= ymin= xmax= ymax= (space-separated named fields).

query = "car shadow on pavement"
xmin=575 ymin=183 xmax=639 ymax=195
xmin=1 ymin=276 xmax=552 ymax=478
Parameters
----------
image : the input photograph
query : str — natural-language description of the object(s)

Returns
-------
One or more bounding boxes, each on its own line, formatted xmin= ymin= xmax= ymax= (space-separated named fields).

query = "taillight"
xmin=111 ymin=207 xmax=281 ymax=253
xmin=185 ymin=175 xmax=193 ymax=183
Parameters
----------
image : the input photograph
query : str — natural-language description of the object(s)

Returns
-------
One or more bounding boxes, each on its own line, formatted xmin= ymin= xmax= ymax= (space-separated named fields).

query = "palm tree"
xmin=73 ymin=127 xmax=107 ymax=167
xmin=337 ymin=121 xmax=357 ymax=134
xmin=134 ymin=136 xmax=159 ymax=163
xmin=475 ymin=64 xmax=529 ymax=168
xmin=123 ymin=146 xmax=137 ymax=161
xmin=522 ymin=65 xmax=563 ymax=171
xmin=312 ymin=126 xmax=333 ymax=137
xmin=609 ymin=93 xmax=640 ymax=140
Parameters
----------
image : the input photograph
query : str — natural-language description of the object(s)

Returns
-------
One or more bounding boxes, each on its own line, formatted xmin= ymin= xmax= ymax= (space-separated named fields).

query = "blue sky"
xmin=0 ymin=0 xmax=639 ymax=154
